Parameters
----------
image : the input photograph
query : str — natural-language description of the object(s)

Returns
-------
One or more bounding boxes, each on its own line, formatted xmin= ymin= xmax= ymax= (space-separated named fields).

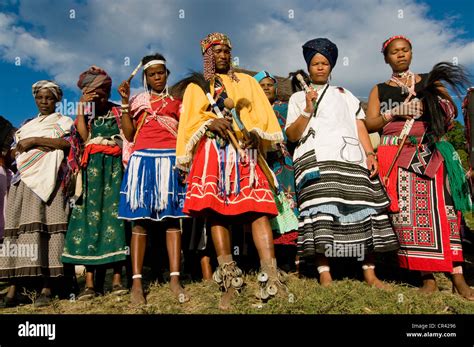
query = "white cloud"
xmin=0 ymin=0 xmax=472 ymax=100
xmin=238 ymin=0 xmax=474 ymax=98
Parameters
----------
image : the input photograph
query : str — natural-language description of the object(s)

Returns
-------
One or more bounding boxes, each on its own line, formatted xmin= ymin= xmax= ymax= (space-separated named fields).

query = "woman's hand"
xmin=389 ymin=99 xmax=423 ymax=120
xmin=79 ymin=91 xmax=98 ymax=104
xmin=178 ymin=170 xmax=188 ymax=185
xmin=366 ymin=154 xmax=379 ymax=178
xmin=118 ymin=81 xmax=130 ymax=101
xmin=78 ymin=91 xmax=98 ymax=117
xmin=242 ymin=132 xmax=260 ymax=149
xmin=207 ymin=118 xmax=232 ymax=139
xmin=304 ymin=88 xmax=318 ymax=114
xmin=15 ymin=137 xmax=38 ymax=154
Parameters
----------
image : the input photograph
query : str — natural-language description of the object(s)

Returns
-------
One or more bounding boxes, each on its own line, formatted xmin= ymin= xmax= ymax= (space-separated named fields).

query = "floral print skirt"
xmin=62 ymin=152 xmax=127 ymax=265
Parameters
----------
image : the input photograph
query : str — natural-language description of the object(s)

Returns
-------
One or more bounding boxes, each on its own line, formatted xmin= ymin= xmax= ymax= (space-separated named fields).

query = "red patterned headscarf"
xmin=77 ymin=65 xmax=112 ymax=95
xmin=200 ymin=32 xmax=239 ymax=82
xmin=381 ymin=35 xmax=412 ymax=55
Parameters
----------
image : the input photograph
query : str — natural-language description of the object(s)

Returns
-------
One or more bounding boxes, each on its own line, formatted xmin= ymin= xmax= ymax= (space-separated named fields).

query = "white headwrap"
xmin=32 ymin=80 xmax=63 ymax=101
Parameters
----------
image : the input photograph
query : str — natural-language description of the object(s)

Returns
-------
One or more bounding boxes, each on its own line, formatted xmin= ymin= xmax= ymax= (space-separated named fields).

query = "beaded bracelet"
xmin=366 ymin=151 xmax=377 ymax=159
xmin=381 ymin=111 xmax=393 ymax=123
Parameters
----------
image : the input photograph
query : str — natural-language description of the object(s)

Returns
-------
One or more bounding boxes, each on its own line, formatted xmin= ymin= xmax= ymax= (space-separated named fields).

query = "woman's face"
xmin=308 ymin=53 xmax=331 ymax=85
xmin=212 ymin=44 xmax=231 ymax=73
xmin=384 ymin=39 xmax=412 ymax=72
xmin=145 ymin=64 xmax=167 ymax=93
xmin=259 ymin=77 xmax=277 ymax=104
xmin=34 ymin=89 xmax=57 ymax=115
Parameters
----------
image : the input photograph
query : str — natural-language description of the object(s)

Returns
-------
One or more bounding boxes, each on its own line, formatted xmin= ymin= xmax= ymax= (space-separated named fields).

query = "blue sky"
xmin=0 ymin=0 xmax=473 ymax=127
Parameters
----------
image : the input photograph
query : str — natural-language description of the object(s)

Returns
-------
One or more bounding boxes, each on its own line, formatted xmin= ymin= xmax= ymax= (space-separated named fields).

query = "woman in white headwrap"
xmin=0 ymin=80 xmax=74 ymax=308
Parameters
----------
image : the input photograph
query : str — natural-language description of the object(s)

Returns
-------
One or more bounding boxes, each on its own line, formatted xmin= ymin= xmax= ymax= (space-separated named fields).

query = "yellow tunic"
xmin=176 ymin=72 xmax=284 ymax=170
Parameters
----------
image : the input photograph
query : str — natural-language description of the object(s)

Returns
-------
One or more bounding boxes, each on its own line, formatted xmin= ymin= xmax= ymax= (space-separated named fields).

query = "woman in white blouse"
xmin=286 ymin=38 xmax=398 ymax=288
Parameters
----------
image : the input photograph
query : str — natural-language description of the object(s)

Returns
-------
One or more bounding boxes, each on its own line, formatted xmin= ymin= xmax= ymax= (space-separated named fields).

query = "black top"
xmin=377 ymin=73 xmax=429 ymax=122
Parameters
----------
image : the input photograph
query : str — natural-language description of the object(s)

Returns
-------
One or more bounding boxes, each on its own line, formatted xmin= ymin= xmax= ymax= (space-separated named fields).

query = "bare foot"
xmin=419 ymin=277 xmax=438 ymax=294
xmin=319 ymin=272 xmax=333 ymax=287
xmin=130 ymin=286 xmax=146 ymax=305
xmin=170 ymin=280 xmax=189 ymax=303
xmin=219 ymin=288 xmax=237 ymax=310
xmin=453 ymin=285 xmax=474 ymax=301
xmin=452 ymin=275 xmax=474 ymax=301
xmin=363 ymin=270 xmax=390 ymax=290
xmin=365 ymin=277 xmax=390 ymax=290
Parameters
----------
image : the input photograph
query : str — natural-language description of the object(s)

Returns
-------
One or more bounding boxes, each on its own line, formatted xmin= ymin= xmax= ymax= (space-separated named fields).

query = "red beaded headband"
xmin=381 ymin=35 xmax=412 ymax=53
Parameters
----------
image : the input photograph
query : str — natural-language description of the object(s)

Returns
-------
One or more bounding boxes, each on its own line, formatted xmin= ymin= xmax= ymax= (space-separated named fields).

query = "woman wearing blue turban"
xmin=286 ymin=38 xmax=398 ymax=288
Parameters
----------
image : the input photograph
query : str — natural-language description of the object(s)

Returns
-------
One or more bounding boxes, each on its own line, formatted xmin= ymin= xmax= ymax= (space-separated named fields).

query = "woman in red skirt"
xmin=366 ymin=35 xmax=473 ymax=300
xmin=176 ymin=33 xmax=286 ymax=308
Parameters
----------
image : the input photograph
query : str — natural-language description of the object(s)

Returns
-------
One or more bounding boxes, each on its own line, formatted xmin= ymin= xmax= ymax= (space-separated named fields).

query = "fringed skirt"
xmin=118 ymin=149 xmax=187 ymax=221
xmin=297 ymin=160 xmax=399 ymax=259
xmin=183 ymin=138 xmax=278 ymax=221
xmin=378 ymin=144 xmax=463 ymax=272
xmin=0 ymin=181 xmax=68 ymax=278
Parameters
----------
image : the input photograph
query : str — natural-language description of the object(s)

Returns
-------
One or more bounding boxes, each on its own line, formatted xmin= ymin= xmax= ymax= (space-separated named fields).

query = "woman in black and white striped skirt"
xmin=286 ymin=38 xmax=399 ymax=288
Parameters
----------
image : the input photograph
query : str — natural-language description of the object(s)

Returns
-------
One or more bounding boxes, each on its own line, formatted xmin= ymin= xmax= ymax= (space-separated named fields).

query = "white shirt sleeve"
xmin=343 ymin=89 xmax=366 ymax=120
xmin=285 ymin=92 xmax=304 ymax=130
xmin=355 ymin=102 xmax=366 ymax=120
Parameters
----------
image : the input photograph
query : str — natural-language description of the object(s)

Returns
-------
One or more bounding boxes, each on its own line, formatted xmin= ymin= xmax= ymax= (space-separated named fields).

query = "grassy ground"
xmin=464 ymin=212 xmax=474 ymax=230
xmin=1 ymin=212 xmax=473 ymax=315
xmin=1 ymin=271 xmax=473 ymax=314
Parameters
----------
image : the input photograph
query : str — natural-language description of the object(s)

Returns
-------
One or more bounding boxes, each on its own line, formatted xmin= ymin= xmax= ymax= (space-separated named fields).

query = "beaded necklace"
xmin=390 ymin=70 xmax=417 ymax=101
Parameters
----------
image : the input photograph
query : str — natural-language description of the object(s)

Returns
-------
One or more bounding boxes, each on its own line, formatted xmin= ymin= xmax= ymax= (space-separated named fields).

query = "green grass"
xmin=1 ymin=272 xmax=473 ymax=314
xmin=3 ymin=215 xmax=474 ymax=315
xmin=464 ymin=212 xmax=474 ymax=230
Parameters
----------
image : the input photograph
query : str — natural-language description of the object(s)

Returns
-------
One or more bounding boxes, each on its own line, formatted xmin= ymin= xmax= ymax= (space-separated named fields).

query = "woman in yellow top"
xmin=176 ymin=32 xmax=285 ymax=308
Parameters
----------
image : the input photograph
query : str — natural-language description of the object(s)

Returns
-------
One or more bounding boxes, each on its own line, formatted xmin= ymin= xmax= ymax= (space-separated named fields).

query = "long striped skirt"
xmin=0 ymin=181 xmax=68 ymax=278
xmin=183 ymin=138 xmax=278 ymax=221
xmin=297 ymin=160 xmax=399 ymax=259
xmin=118 ymin=149 xmax=187 ymax=221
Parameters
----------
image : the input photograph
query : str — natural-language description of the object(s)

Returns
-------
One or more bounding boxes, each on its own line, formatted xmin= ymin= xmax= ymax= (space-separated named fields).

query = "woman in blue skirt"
xmin=118 ymin=53 xmax=188 ymax=305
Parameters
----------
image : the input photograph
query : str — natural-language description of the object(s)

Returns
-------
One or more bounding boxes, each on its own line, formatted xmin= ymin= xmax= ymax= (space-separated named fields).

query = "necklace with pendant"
xmin=390 ymin=70 xmax=416 ymax=98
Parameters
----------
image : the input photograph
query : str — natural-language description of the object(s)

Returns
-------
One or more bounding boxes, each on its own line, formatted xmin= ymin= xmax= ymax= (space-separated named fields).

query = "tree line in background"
xmin=446 ymin=120 xmax=469 ymax=170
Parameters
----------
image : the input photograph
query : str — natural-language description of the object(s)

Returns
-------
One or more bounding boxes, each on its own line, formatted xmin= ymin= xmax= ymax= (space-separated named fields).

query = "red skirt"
xmin=273 ymin=231 xmax=298 ymax=246
xmin=184 ymin=138 xmax=278 ymax=221
xmin=379 ymin=144 xmax=463 ymax=272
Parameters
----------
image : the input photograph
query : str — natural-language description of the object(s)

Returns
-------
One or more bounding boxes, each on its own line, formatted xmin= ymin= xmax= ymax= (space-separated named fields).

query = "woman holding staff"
xmin=118 ymin=53 xmax=189 ymax=305
xmin=286 ymin=38 xmax=398 ymax=288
